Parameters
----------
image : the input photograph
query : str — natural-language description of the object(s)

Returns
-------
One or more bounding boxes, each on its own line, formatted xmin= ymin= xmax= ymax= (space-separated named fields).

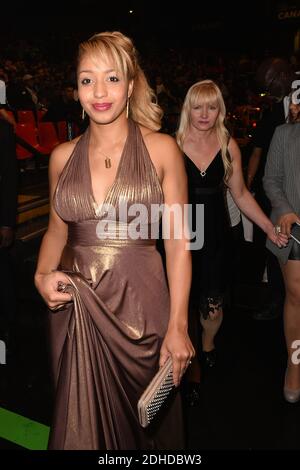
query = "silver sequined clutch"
xmin=137 ymin=357 xmax=174 ymax=428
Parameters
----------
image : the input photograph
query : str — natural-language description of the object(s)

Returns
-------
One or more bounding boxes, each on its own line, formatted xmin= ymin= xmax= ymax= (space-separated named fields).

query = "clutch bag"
xmin=137 ymin=357 xmax=174 ymax=428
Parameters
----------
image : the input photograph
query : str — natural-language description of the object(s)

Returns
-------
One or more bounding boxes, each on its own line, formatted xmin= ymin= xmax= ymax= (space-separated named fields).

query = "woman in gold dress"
xmin=34 ymin=31 xmax=194 ymax=450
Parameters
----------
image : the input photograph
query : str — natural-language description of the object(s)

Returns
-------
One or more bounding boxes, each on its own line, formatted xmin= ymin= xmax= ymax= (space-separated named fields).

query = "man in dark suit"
xmin=0 ymin=117 xmax=17 ymax=344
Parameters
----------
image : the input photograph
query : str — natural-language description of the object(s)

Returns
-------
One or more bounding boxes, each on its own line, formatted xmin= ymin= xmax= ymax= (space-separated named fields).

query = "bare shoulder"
xmin=140 ymin=125 xmax=178 ymax=149
xmin=228 ymin=136 xmax=241 ymax=159
xmin=49 ymin=135 xmax=81 ymax=174
xmin=139 ymin=125 xmax=182 ymax=167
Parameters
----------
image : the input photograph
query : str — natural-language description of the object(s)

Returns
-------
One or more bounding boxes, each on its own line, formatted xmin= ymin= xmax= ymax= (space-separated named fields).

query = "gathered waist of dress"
xmin=67 ymin=220 xmax=157 ymax=246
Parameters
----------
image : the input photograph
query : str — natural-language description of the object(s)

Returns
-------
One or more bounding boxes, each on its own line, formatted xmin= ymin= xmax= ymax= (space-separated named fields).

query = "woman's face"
xmin=289 ymin=101 xmax=300 ymax=122
xmin=189 ymin=100 xmax=220 ymax=131
xmin=77 ymin=53 xmax=133 ymax=124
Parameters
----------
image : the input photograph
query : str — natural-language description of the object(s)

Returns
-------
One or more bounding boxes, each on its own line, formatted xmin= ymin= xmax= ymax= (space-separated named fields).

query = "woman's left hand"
xmin=159 ymin=327 xmax=195 ymax=387
xmin=266 ymin=223 xmax=288 ymax=248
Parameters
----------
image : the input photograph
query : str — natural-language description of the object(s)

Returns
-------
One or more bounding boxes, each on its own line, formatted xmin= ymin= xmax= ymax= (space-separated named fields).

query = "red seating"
xmin=56 ymin=121 xmax=81 ymax=142
xmin=38 ymin=122 xmax=60 ymax=153
xmin=15 ymin=123 xmax=50 ymax=157
xmin=16 ymin=139 xmax=33 ymax=160
xmin=37 ymin=109 xmax=47 ymax=122
xmin=17 ymin=110 xmax=36 ymax=126
xmin=6 ymin=110 xmax=17 ymax=121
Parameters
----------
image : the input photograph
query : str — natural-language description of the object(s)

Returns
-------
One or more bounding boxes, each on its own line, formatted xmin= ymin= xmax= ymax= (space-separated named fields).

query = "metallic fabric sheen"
xmin=48 ymin=120 xmax=183 ymax=450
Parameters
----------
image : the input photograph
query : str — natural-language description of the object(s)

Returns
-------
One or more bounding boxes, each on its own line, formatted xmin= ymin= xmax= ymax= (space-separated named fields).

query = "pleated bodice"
xmin=53 ymin=119 xmax=164 ymax=226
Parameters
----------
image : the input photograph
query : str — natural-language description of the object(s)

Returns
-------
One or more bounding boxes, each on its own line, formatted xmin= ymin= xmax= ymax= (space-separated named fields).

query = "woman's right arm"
xmin=263 ymin=126 xmax=300 ymax=236
xmin=34 ymin=143 xmax=74 ymax=309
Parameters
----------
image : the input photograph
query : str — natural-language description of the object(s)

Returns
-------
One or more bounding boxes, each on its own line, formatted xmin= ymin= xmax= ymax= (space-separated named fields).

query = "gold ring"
xmin=275 ymin=225 xmax=281 ymax=235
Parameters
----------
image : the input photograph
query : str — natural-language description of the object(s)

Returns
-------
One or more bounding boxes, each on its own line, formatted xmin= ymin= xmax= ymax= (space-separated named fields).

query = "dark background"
xmin=1 ymin=0 xmax=300 ymax=59
xmin=1 ymin=0 xmax=300 ymax=453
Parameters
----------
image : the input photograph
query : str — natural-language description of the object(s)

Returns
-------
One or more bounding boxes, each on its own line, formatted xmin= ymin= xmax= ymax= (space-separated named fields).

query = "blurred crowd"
xmin=1 ymin=37 xmax=300 ymax=136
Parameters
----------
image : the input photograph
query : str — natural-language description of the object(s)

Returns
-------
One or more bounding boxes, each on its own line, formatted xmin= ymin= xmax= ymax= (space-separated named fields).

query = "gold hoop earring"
xmin=82 ymin=108 xmax=85 ymax=120
xmin=126 ymin=99 xmax=129 ymax=119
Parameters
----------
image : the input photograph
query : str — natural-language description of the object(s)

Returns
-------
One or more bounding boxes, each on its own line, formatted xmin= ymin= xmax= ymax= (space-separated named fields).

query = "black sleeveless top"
xmin=185 ymin=151 xmax=230 ymax=307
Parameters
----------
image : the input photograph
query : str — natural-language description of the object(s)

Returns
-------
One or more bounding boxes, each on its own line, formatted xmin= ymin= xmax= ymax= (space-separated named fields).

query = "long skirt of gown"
xmin=47 ymin=221 xmax=184 ymax=450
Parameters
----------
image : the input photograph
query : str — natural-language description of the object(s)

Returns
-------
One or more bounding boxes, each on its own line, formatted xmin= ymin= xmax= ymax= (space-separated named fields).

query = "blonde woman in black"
xmin=177 ymin=80 xmax=287 ymax=405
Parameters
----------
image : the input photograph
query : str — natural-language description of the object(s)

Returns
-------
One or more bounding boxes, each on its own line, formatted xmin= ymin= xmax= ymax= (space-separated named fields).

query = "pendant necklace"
xmin=104 ymin=157 xmax=111 ymax=169
xmin=200 ymin=170 xmax=206 ymax=177
xmin=98 ymin=150 xmax=112 ymax=169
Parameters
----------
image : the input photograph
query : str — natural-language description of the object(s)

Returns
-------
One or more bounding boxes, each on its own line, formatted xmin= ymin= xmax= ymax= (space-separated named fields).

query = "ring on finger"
xmin=275 ymin=225 xmax=281 ymax=235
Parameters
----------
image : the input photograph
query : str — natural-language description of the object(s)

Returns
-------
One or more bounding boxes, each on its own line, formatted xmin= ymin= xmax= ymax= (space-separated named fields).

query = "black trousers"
xmin=253 ymin=186 xmax=285 ymax=303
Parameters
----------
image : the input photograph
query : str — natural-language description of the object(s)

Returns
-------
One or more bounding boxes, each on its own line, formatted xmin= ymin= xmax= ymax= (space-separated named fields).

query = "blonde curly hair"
xmin=78 ymin=31 xmax=163 ymax=131
xmin=176 ymin=80 xmax=232 ymax=182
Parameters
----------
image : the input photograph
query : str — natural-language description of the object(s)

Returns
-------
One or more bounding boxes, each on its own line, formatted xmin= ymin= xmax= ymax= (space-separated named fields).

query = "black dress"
xmin=185 ymin=151 xmax=230 ymax=318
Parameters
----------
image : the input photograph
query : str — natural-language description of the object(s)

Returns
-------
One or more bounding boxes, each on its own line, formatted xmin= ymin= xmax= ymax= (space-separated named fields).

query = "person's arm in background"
xmin=228 ymin=137 xmax=287 ymax=247
xmin=0 ymin=121 xmax=17 ymax=248
xmin=263 ymin=126 xmax=300 ymax=237
xmin=247 ymin=146 xmax=262 ymax=189
xmin=0 ymin=108 xmax=16 ymax=130
xmin=246 ymin=111 xmax=266 ymax=190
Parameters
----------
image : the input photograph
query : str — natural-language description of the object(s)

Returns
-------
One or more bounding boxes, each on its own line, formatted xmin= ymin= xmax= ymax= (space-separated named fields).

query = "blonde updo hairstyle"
xmin=78 ymin=31 xmax=162 ymax=131
xmin=176 ymin=79 xmax=232 ymax=182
